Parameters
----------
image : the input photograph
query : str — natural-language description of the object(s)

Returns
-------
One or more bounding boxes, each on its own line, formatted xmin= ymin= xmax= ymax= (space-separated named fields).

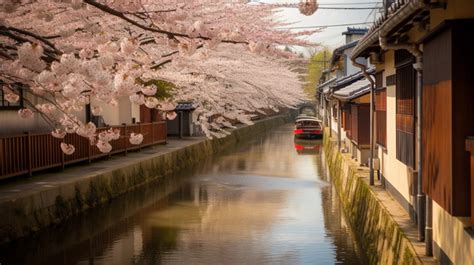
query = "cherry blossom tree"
xmin=0 ymin=0 xmax=316 ymax=154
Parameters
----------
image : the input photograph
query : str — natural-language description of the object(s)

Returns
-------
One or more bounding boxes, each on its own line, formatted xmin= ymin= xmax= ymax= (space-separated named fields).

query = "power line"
xmin=276 ymin=22 xmax=373 ymax=30
xmin=317 ymin=6 xmax=380 ymax=10
xmin=318 ymin=1 xmax=382 ymax=5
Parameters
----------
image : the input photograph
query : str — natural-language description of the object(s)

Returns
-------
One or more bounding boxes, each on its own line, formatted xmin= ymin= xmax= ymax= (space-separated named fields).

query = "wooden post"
xmin=87 ymin=137 xmax=92 ymax=164
xmin=61 ymin=150 xmax=65 ymax=171
xmin=26 ymin=132 xmax=32 ymax=177
xmin=0 ymin=138 xmax=3 ymax=176
xmin=138 ymin=122 xmax=142 ymax=152
xmin=465 ymin=137 xmax=474 ymax=226
xmin=179 ymin=111 xmax=183 ymax=139
xmin=152 ymin=121 xmax=155 ymax=143
xmin=123 ymin=123 xmax=128 ymax=156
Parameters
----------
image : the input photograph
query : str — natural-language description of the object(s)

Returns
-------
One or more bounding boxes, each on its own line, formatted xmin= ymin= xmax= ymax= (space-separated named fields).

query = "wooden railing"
xmin=0 ymin=122 xmax=166 ymax=180
xmin=465 ymin=137 xmax=474 ymax=226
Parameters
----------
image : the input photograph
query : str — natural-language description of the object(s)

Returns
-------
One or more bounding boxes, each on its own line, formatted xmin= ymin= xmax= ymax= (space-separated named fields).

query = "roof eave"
xmin=351 ymin=0 xmax=425 ymax=60
xmin=333 ymin=89 xmax=370 ymax=102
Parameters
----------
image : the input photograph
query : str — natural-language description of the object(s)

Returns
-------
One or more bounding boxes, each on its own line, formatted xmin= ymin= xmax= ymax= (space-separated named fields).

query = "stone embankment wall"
xmin=323 ymin=132 xmax=421 ymax=265
xmin=0 ymin=113 xmax=294 ymax=244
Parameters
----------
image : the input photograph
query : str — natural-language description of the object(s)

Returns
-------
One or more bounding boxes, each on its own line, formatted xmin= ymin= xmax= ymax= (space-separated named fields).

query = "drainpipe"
xmin=352 ymin=59 xmax=375 ymax=186
xmin=327 ymin=95 xmax=332 ymax=138
xmin=379 ymin=37 xmax=431 ymax=252
xmin=337 ymin=102 xmax=342 ymax=151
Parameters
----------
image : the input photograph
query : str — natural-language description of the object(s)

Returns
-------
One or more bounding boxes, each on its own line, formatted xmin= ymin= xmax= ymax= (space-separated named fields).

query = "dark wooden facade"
xmin=342 ymin=105 xmax=352 ymax=139
xmin=375 ymin=71 xmax=387 ymax=147
xmin=350 ymin=104 xmax=370 ymax=146
xmin=395 ymin=50 xmax=416 ymax=168
xmin=422 ymin=20 xmax=474 ymax=216
xmin=140 ymin=105 xmax=162 ymax=123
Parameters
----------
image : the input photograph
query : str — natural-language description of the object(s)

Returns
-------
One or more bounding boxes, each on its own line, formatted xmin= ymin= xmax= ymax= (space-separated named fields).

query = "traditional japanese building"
xmin=317 ymin=27 xmax=373 ymax=165
xmin=350 ymin=0 xmax=474 ymax=264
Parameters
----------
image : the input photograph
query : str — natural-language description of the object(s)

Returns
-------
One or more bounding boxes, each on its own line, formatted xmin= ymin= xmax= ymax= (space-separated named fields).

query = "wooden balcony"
xmin=0 ymin=122 xmax=167 ymax=180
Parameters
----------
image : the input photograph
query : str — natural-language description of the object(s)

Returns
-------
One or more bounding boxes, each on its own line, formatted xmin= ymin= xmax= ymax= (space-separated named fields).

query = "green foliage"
xmin=304 ymin=48 xmax=332 ymax=97
xmin=137 ymin=78 xmax=175 ymax=100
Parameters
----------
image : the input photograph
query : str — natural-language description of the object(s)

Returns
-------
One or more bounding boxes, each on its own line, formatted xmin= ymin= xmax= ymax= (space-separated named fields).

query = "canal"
xmin=0 ymin=124 xmax=366 ymax=265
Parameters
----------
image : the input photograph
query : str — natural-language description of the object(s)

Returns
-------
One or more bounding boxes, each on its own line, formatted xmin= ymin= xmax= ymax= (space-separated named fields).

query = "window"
xmin=375 ymin=88 xmax=387 ymax=147
xmin=395 ymin=50 xmax=416 ymax=168
xmin=0 ymin=83 xmax=23 ymax=110
xmin=375 ymin=71 xmax=387 ymax=148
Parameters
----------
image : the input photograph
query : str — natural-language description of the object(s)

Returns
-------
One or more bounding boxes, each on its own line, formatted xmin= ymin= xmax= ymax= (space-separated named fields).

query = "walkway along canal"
xmin=0 ymin=124 xmax=366 ymax=264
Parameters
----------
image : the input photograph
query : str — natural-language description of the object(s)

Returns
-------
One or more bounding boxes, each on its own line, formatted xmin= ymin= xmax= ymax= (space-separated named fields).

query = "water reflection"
xmin=0 ymin=124 xmax=366 ymax=265
xmin=294 ymin=138 xmax=322 ymax=155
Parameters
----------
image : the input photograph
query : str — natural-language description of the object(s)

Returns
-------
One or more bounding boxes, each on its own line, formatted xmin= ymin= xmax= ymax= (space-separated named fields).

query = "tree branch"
xmin=3 ymin=26 xmax=61 ymax=53
xmin=83 ymin=0 xmax=248 ymax=45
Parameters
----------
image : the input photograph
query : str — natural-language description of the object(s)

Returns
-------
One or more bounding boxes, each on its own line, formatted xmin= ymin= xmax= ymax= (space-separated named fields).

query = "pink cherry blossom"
xmin=35 ymin=103 xmax=56 ymax=114
xmin=91 ymin=106 xmax=102 ymax=115
xmin=144 ymin=97 xmax=159 ymax=109
xmin=141 ymin=86 xmax=157 ymax=96
xmin=5 ymin=93 xmax=19 ymax=103
xmin=60 ymin=143 xmax=75 ymax=155
xmin=51 ymin=129 xmax=67 ymax=139
xmin=18 ymin=108 xmax=34 ymax=119
xmin=96 ymin=140 xmax=112 ymax=153
xmin=166 ymin=111 xmax=177 ymax=120
xmin=1 ymin=0 xmax=315 ymax=145
xmin=129 ymin=133 xmax=143 ymax=145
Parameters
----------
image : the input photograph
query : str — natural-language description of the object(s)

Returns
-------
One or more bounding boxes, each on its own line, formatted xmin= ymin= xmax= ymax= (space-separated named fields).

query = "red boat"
xmin=293 ymin=117 xmax=323 ymax=139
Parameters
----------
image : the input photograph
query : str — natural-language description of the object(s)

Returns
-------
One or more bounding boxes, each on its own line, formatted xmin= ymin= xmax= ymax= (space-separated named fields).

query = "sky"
xmin=253 ymin=0 xmax=383 ymax=54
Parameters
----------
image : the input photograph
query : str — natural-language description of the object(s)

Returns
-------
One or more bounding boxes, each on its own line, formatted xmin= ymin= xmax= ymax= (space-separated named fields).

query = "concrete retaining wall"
xmin=0 ymin=114 xmax=294 ymax=244
xmin=323 ymin=132 xmax=421 ymax=265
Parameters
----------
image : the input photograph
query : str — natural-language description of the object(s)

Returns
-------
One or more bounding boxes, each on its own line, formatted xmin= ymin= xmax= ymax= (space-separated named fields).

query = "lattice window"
xmin=395 ymin=61 xmax=416 ymax=168
xmin=375 ymin=88 xmax=387 ymax=147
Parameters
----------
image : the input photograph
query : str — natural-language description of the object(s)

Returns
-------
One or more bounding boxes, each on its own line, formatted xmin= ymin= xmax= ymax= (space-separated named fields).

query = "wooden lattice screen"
xmin=395 ymin=55 xmax=416 ymax=168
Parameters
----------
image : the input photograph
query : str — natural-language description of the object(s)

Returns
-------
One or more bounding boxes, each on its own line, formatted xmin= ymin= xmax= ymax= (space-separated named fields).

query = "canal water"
xmin=0 ymin=124 xmax=366 ymax=265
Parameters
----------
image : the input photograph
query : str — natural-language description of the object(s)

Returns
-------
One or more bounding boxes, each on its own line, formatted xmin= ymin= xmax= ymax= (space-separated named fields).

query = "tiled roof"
xmin=333 ymin=79 xmax=371 ymax=101
xmin=331 ymin=66 xmax=375 ymax=90
xmin=342 ymin=27 xmax=368 ymax=35
xmin=330 ymin=40 xmax=359 ymax=66
xmin=317 ymin=77 xmax=337 ymax=94
xmin=175 ymin=102 xmax=196 ymax=111
xmin=351 ymin=0 xmax=425 ymax=59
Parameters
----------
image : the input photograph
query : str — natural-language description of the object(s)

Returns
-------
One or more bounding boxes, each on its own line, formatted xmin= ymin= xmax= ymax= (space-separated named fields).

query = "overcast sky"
xmin=253 ymin=0 xmax=383 ymax=54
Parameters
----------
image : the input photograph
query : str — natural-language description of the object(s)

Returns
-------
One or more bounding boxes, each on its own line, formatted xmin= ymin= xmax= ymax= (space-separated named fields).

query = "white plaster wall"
xmin=98 ymin=97 xmax=140 ymax=126
xmin=118 ymin=97 xmax=132 ymax=125
xmin=0 ymin=93 xmax=86 ymax=135
xmin=343 ymin=47 xmax=360 ymax=76
xmin=99 ymin=102 xmax=120 ymax=126
xmin=433 ymin=201 xmax=474 ymax=265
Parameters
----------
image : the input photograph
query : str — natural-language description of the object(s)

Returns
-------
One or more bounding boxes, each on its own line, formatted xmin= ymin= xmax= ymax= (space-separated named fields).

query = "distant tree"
xmin=303 ymin=48 xmax=331 ymax=97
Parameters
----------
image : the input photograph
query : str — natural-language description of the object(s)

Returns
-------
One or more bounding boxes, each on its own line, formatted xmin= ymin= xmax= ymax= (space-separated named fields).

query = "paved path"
xmin=0 ymin=137 xmax=205 ymax=204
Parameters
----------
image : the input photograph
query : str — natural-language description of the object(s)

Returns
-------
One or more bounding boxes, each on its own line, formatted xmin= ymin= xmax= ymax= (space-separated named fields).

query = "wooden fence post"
xmin=61 ymin=151 xmax=65 ymax=170
xmin=152 ymin=122 xmax=155 ymax=144
xmin=123 ymin=123 xmax=128 ymax=156
xmin=0 ymin=138 xmax=3 ymax=176
xmin=139 ymin=122 xmax=142 ymax=152
xmin=88 ymin=137 xmax=92 ymax=164
xmin=26 ymin=132 xmax=32 ymax=177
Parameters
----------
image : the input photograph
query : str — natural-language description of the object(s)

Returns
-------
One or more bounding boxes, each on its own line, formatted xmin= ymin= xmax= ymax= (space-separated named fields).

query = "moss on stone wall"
xmin=323 ymin=131 xmax=421 ymax=265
